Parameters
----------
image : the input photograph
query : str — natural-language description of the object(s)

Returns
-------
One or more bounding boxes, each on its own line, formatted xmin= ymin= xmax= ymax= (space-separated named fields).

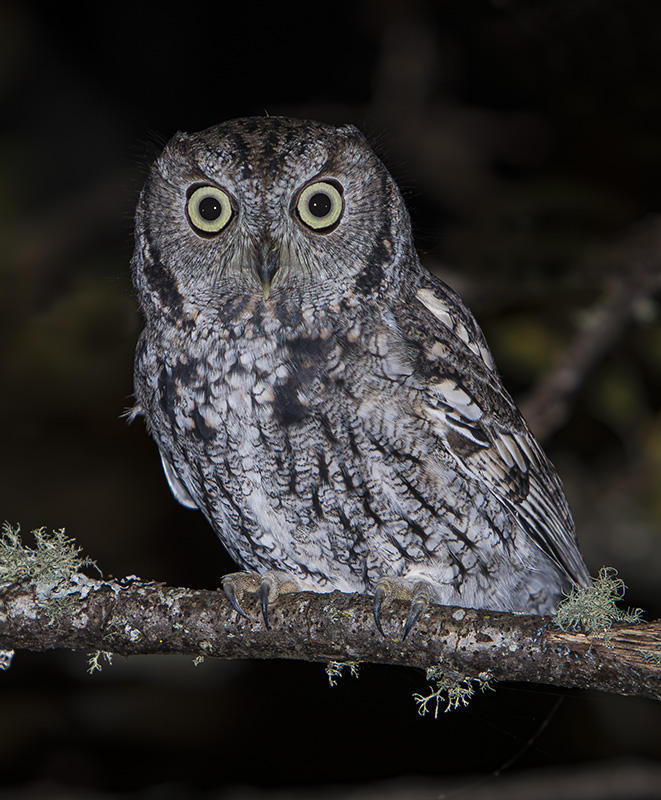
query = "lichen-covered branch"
xmin=1 ymin=572 xmax=659 ymax=701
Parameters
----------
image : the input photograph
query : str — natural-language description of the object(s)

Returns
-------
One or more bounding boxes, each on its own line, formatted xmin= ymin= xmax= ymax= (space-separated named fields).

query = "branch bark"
xmin=1 ymin=574 xmax=659 ymax=700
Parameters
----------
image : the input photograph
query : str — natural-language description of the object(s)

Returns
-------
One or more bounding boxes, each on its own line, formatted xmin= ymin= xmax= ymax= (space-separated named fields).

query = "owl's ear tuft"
xmin=165 ymin=131 xmax=193 ymax=153
xmin=153 ymin=132 xmax=194 ymax=182
xmin=336 ymin=124 xmax=365 ymax=142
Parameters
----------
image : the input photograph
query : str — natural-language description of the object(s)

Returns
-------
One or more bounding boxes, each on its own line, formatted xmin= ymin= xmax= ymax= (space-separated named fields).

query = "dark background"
xmin=2 ymin=1 xmax=661 ymax=797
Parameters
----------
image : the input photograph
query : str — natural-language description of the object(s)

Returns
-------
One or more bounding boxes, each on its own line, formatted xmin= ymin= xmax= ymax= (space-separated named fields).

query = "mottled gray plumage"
xmin=131 ymin=116 xmax=590 ymax=631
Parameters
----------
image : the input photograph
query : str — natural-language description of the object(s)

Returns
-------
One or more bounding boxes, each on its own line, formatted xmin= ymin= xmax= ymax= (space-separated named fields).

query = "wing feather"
xmin=159 ymin=450 xmax=199 ymax=509
xmin=401 ymin=275 xmax=589 ymax=586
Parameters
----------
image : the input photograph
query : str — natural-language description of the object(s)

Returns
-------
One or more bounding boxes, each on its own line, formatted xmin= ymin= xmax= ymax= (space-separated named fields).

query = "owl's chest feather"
xmin=142 ymin=300 xmax=379 ymax=454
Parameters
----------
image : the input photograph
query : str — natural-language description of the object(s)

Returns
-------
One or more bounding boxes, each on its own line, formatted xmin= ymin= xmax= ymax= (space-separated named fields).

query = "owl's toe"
xmin=402 ymin=585 xmax=433 ymax=639
xmin=222 ymin=571 xmax=261 ymax=620
xmin=257 ymin=571 xmax=300 ymax=629
xmin=373 ymin=577 xmax=434 ymax=640
xmin=372 ymin=580 xmax=392 ymax=636
xmin=222 ymin=570 xmax=299 ymax=629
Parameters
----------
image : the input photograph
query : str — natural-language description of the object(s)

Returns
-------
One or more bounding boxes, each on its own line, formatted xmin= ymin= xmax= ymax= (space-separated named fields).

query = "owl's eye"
xmin=186 ymin=185 xmax=233 ymax=235
xmin=295 ymin=181 xmax=344 ymax=232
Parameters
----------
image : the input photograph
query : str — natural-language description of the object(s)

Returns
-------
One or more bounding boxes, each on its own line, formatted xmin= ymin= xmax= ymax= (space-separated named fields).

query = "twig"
xmin=521 ymin=218 xmax=661 ymax=440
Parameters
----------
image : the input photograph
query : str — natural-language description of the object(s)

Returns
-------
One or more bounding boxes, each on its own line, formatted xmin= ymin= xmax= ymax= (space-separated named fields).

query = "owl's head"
xmin=132 ymin=117 xmax=414 ymax=316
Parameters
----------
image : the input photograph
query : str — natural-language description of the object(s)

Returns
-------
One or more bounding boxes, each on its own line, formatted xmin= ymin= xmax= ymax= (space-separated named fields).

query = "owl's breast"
xmin=137 ymin=297 xmax=355 ymax=460
xmin=136 ymin=304 xmax=385 ymax=584
xmin=135 ymin=304 xmax=518 ymax=597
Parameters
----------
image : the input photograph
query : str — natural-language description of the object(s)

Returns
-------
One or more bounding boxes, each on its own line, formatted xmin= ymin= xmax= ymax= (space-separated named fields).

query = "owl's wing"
xmin=159 ymin=450 xmax=199 ymax=509
xmin=396 ymin=275 xmax=590 ymax=587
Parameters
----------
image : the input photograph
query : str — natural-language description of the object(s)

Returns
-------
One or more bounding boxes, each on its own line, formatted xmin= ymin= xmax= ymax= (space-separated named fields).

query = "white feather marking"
xmin=478 ymin=344 xmax=496 ymax=370
xmin=423 ymin=405 xmax=449 ymax=428
xmin=199 ymin=404 xmax=223 ymax=430
xmin=446 ymin=415 xmax=490 ymax=445
xmin=493 ymin=435 xmax=515 ymax=468
xmin=455 ymin=321 xmax=470 ymax=346
xmin=515 ymin=431 xmax=537 ymax=463
xmin=499 ymin=433 xmax=527 ymax=471
xmin=433 ymin=378 xmax=483 ymax=421
xmin=416 ymin=288 xmax=452 ymax=328
xmin=416 ymin=289 xmax=496 ymax=372
xmin=424 ymin=405 xmax=487 ymax=446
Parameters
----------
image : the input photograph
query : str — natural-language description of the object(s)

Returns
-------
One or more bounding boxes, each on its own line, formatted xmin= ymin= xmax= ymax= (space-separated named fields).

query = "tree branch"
xmin=1 ymin=574 xmax=659 ymax=701
xmin=521 ymin=217 xmax=661 ymax=440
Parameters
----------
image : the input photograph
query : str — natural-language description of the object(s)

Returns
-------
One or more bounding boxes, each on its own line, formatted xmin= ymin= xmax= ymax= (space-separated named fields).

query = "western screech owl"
xmin=131 ymin=116 xmax=590 ymax=636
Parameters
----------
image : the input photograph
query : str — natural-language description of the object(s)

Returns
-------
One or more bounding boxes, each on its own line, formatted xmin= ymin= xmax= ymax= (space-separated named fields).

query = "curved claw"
xmin=222 ymin=578 xmax=250 ymax=620
xmin=373 ymin=584 xmax=387 ymax=637
xmin=258 ymin=581 xmax=271 ymax=630
xmin=402 ymin=597 xmax=426 ymax=640
xmin=373 ymin=578 xmax=433 ymax=639
xmin=222 ymin=570 xmax=299 ymax=629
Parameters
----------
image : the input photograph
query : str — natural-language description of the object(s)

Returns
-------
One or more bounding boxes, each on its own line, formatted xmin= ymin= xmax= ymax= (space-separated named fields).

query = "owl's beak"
xmin=254 ymin=247 xmax=280 ymax=300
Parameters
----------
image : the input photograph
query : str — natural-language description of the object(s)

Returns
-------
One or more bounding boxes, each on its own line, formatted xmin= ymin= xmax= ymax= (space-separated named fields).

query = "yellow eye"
xmin=186 ymin=185 xmax=233 ymax=235
xmin=295 ymin=181 xmax=344 ymax=231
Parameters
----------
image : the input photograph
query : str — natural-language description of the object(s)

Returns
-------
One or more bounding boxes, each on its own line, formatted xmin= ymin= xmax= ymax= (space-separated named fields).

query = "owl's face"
xmin=133 ymin=117 xmax=412 ymax=314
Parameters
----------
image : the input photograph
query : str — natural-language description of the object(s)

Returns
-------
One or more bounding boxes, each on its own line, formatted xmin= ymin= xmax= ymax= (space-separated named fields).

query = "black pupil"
xmin=308 ymin=191 xmax=332 ymax=218
xmin=199 ymin=195 xmax=222 ymax=221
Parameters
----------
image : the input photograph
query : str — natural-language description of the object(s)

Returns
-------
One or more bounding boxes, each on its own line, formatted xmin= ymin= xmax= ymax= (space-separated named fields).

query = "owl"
xmin=131 ymin=116 xmax=590 ymax=637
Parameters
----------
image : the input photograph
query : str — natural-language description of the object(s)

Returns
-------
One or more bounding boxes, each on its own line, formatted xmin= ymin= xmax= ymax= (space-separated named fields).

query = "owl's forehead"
xmin=184 ymin=117 xmax=354 ymax=190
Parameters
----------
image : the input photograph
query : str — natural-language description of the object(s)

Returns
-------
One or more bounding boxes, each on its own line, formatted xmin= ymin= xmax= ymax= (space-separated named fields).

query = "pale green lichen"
xmin=327 ymin=607 xmax=354 ymax=624
xmin=87 ymin=650 xmax=113 ymax=674
xmin=0 ymin=522 xmax=97 ymax=584
xmin=554 ymin=566 xmax=643 ymax=639
xmin=413 ymin=667 xmax=494 ymax=717
xmin=192 ymin=641 xmax=213 ymax=667
xmin=325 ymin=660 xmax=360 ymax=687
xmin=641 ymin=651 xmax=661 ymax=665
xmin=105 ymin=615 xmax=143 ymax=643
xmin=0 ymin=650 xmax=15 ymax=670
xmin=641 ymin=636 xmax=661 ymax=665
xmin=0 ymin=522 xmax=99 ymax=624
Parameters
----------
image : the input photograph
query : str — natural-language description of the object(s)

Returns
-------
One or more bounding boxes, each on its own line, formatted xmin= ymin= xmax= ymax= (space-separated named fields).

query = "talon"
xmin=259 ymin=581 xmax=271 ymax=629
xmin=221 ymin=570 xmax=299 ymax=629
xmin=222 ymin=578 xmax=250 ymax=620
xmin=402 ymin=597 xmax=426 ymax=640
xmin=373 ymin=585 xmax=387 ymax=636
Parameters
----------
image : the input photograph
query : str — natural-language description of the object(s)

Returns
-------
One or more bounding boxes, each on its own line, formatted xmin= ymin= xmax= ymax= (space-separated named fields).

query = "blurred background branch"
xmin=522 ymin=217 xmax=661 ymax=440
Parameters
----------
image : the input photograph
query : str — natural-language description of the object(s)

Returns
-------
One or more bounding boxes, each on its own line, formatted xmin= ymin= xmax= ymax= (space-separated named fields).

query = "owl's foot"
xmin=373 ymin=577 xmax=434 ymax=640
xmin=222 ymin=570 xmax=299 ymax=629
